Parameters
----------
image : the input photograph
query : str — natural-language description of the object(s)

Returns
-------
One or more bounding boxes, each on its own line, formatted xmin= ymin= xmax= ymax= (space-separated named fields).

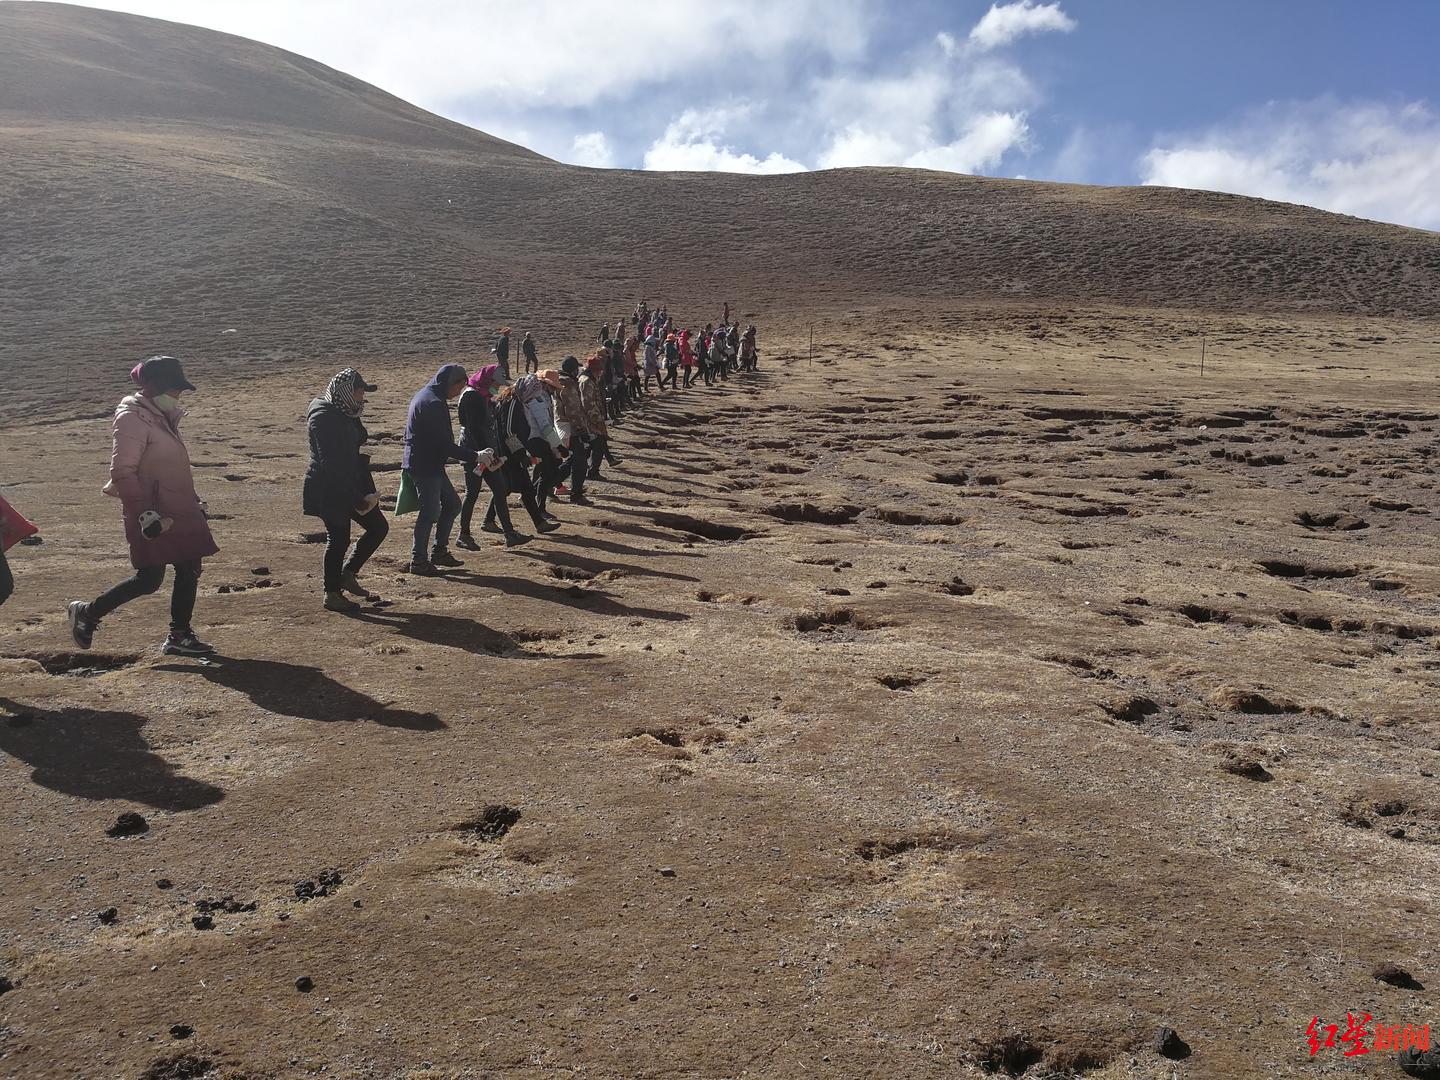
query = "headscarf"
xmin=324 ymin=368 xmax=368 ymax=417
xmin=468 ymin=362 xmax=501 ymax=397
xmin=511 ymin=373 xmax=549 ymax=406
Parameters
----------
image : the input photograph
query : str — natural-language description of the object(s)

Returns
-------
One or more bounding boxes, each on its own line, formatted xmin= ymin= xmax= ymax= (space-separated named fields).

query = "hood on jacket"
xmin=429 ymin=363 xmax=468 ymax=394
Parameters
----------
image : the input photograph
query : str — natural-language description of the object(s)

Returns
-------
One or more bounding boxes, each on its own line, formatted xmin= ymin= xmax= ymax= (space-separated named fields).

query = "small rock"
xmin=106 ymin=812 xmax=149 ymax=838
xmin=169 ymin=1024 xmax=193 ymax=1040
xmin=627 ymin=993 xmax=638 ymax=1002
xmin=156 ymin=878 xmax=173 ymax=890
xmin=1373 ymin=963 xmax=1424 ymax=990
xmin=1153 ymin=1026 xmax=1190 ymax=1059
xmin=866 ymin=580 xmax=887 ymax=589
xmin=1220 ymin=755 xmax=1272 ymax=782
xmin=295 ymin=976 xmax=314 ymax=993
xmin=658 ymin=867 xmax=676 ymax=877
xmin=191 ymin=914 xmax=214 ymax=931
xmin=251 ymin=567 xmax=270 ymax=575
xmin=1101 ymin=695 xmax=1160 ymax=724
xmin=98 ymin=907 xmax=119 ymax=925
xmin=1386 ymin=826 xmax=1407 ymax=840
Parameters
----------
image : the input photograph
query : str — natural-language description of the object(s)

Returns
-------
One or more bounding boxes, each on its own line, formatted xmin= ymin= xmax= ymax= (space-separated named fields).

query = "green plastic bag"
xmin=395 ymin=469 xmax=419 ymax=516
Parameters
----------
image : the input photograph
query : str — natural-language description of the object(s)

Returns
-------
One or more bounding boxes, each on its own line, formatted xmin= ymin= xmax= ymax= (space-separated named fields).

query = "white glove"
xmin=472 ymin=449 xmax=497 ymax=472
xmin=355 ymin=493 xmax=380 ymax=514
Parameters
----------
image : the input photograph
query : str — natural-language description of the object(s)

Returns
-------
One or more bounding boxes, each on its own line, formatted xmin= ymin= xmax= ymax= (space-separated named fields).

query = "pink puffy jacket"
xmin=103 ymin=394 xmax=219 ymax=569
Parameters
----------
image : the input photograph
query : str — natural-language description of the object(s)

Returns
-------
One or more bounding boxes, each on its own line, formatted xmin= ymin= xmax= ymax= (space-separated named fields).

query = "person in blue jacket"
xmin=403 ymin=363 xmax=477 ymax=576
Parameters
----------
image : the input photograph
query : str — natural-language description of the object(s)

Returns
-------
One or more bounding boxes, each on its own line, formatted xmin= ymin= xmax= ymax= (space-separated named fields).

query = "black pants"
xmin=89 ymin=561 xmax=201 ymax=637
xmin=569 ymin=436 xmax=593 ymax=497
xmin=678 ymin=366 xmax=691 ymax=388
xmin=484 ymin=462 xmax=547 ymax=532
xmin=0 ymin=547 xmax=12 ymax=607
xmin=463 ymin=467 xmax=515 ymax=536
xmin=322 ymin=506 xmax=389 ymax=592
xmin=529 ymin=442 xmax=563 ymax=512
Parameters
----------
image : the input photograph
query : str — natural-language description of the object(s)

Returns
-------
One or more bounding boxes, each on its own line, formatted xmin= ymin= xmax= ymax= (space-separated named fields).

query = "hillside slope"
xmin=2 ymin=0 xmax=1439 ymax=417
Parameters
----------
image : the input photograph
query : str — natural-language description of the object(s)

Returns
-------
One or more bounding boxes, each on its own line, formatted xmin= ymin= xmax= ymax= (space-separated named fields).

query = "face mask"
xmin=152 ymin=393 xmax=180 ymax=412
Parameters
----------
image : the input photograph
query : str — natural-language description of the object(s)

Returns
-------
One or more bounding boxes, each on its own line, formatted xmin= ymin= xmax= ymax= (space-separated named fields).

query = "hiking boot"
xmin=324 ymin=590 xmax=360 ymax=613
xmin=535 ymin=520 xmax=560 ymax=534
xmin=340 ymin=574 xmax=379 ymax=601
xmin=480 ymin=520 xmax=503 ymax=534
xmin=405 ymin=560 xmax=438 ymax=576
xmin=570 ymin=494 xmax=591 ymax=505
xmin=587 ymin=469 xmax=602 ymax=480
xmin=456 ymin=533 xmax=481 ymax=551
xmin=503 ymin=531 xmax=531 ymax=548
xmin=67 ymin=601 xmax=96 ymax=650
xmin=163 ymin=630 xmax=215 ymax=657
xmin=431 ymin=550 xmax=464 ymax=568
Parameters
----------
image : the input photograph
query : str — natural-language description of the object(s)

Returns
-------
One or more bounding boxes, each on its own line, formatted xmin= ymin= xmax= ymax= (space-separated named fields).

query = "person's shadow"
xmin=154 ymin=659 xmax=445 ymax=730
xmin=0 ymin=697 xmax=224 ymax=810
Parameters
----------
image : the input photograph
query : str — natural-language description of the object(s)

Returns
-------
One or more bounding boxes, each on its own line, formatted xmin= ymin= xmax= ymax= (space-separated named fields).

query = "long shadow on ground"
xmin=0 ymin=696 xmax=225 ymax=809
xmin=154 ymin=659 xmax=445 ymax=730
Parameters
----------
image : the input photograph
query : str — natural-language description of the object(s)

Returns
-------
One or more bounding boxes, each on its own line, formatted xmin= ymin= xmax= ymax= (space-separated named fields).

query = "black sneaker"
xmin=535 ymin=520 xmax=560 ymax=534
xmin=405 ymin=560 xmax=438 ymax=576
xmin=431 ymin=550 xmax=464 ymax=568
xmin=480 ymin=521 xmax=503 ymax=534
xmin=570 ymin=494 xmax=591 ymax=505
xmin=67 ymin=601 xmax=95 ymax=650
xmin=163 ymin=630 xmax=215 ymax=657
xmin=456 ymin=534 xmax=481 ymax=551
xmin=503 ymin=531 xmax=531 ymax=548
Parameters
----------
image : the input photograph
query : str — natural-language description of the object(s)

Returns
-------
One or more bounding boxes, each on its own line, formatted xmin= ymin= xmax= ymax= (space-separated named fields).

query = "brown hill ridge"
xmin=2 ymin=0 xmax=1438 ymax=412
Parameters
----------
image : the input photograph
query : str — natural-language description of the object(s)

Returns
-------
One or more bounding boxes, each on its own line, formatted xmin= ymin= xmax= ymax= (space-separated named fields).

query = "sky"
xmin=54 ymin=0 xmax=1440 ymax=230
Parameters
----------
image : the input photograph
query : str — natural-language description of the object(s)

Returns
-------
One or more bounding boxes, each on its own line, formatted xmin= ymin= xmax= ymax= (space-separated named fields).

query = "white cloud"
xmin=904 ymin=112 xmax=1030 ymax=173
xmin=568 ymin=131 xmax=616 ymax=168
xmin=968 ymin=1 xmax=1076 ymax=52
xmin=1141 ymin=100 xmax=1440 ymax=230
xmin=642 ymin=108 xmax=806 ymax=174
xmin=63 ymin=0 xmax=870 ymax=112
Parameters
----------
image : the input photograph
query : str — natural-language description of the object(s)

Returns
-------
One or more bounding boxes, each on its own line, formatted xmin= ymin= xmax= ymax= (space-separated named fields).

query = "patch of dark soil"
xmin=649 ymin=513 xmax=758 ymax=541
xmin=1256 ymin=560 xmax=1358 ymax=579
xmin=1101 ymin=696 xmax=1160 ymax=723
xmin=140 ymin=1054 xmax=214 ymax=1080
xmin=5 ymin=650 xmax=143 ymax=676
xmin=870 ymin=507 xmax=966 ymax=526
xmin=299 ymin=530 xmax=328 ymax=544
xmin=764 ymin=502 xmax=862 ymax=525
xmin=454 ymin=805 xmax=521 ymax=842
xmin=1373 ymin=963 xmax=1424 ymax=990
xmin=855 ymin=830 xmax=957 ymax=861
xmin=876 ymin=675 xmax=926 ymax=691
xmin=293 ymin=868 xmax=343 ymax=899
xmin=1220 ymin=754 xmax=1273 ymax=781
xmin=1210 ymin=687 xmax=1300 ymax=714
xmin=106 ymin=812 xmax=148 ymax=838
xmin=931 ymin=470 xmax=969 ymax=485
xmin=972 ymin=1032 xmax=1045 ymax=1076
xmin=624 ymin=726 xmax=685 ymax=747
xmin=1295 ymin=510 xmax=1368 ymax=530
xmin=764 ymin=462 xmax=808 ymax=474
xmin=941 ymin=577 xmax=975 ymax=597
xmin=1177 ymin=604 xmax=1228 ymax=624
xmin=547 ymin=565 xmax=597 ymax=582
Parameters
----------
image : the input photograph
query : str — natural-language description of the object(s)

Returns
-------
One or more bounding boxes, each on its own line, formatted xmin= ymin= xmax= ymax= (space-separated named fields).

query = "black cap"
xmin=352 ymin=371 xmax=378 ymax=392
xmin=137 ymin=355 xmax=196 ymax=392
xmin=560 ymin=355 xmax=580 ymax=376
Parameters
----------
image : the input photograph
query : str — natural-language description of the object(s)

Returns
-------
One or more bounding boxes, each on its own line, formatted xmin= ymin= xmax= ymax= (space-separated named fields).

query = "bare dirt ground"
xmin=1 ymin=307 xmax=1437 ymax=1079
xmin=3 ymin=4 xmax=1440 ymax=1078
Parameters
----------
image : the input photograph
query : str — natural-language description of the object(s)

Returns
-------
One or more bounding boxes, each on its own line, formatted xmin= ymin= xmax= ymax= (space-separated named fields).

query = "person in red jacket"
xmin=68 ymin=356 xmax=219 ymax=656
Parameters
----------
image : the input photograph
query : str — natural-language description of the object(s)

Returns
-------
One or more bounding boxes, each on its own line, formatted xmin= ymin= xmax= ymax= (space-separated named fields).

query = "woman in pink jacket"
xmin=68 ymin=356 xmax=219 ymax=657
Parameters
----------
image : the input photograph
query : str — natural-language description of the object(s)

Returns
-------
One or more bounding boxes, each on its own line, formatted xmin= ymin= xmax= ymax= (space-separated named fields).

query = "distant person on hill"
xmin=67 ymin=356 xmax=219 ymax=657
xmin=662 ymin=332 xmax=681 ymax=390
xmin=521 ymin=331 xmax=538 ymax=374
xmin=402 ymin=363 xmax=477 ymax=575
xmin=727 ymin=323 xmax=741 ymax=371
xmin=493 ymin=328 xmax=512 ymax=379
xmin=709 ymin=325 xmax=728 ymax=384
xmin=740 ymin=324 xmax=758 ymax=371
xmin=556 ymin=356 xmax=593 ymax=504
xmin=623 ymin=331 xmax=642 ymax=397
xmin=456 ymin=364 xmax=526 ymax=549
xmin=303 ymin=368 xmax=388 ymax=613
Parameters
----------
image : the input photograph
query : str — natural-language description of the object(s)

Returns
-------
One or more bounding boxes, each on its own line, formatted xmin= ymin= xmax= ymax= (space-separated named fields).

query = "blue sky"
xmin=60 ymin=0 xmax=1440 ymax=228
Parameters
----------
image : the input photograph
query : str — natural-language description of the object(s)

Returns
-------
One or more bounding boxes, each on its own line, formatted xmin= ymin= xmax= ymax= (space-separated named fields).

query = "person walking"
xmin=493 ymin=328 xmax=512 ymax=379
xmin=582 ymin=353 xmax=615 ymax=477
xmin=556 ymin=356 xmax=593 ymax=504
xmin=67 ymin=356 xmax=219 ymax=656
xmin=623 ymin=332 xmax=642 ymax=398
xmin=456 ymin=364 xmax=524 ymax=549
xmin=710 ymin=326 xmax=728 ymax=382
xmin=402 ymin=363 xmax=478 ymax=575
xmin=643 ymin=328 xmax=663 ymax=392
xmin=741 ymin=324 xmax=758 ymax=371
xmin=678 ymin=328 xmax=695 ymax=388
xmin=480 ymin=376 xmax=560 ymax=542
xmin=526 ymin=369 xmax=568 ymax=518
xmin=303 ymin=368 xmax=389 ymax=612
xmin=521 ymin=331 xmax=538 ymax=374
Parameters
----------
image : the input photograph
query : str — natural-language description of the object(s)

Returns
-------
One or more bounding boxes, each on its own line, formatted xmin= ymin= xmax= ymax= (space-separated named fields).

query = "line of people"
xmin=6 ymin=309 xmax=762 ymax=655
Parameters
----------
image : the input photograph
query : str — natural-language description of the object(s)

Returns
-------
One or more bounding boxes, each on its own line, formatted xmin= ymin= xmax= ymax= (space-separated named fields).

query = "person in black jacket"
xmin=493 ymin=328 xmax=512 ymax=379
xmin=304 ymin=368 xmax=388 ymax=612
xmin=480 ymin=378 xmax=559 ymax=540
xmin=456 ymin=364 xmax=527 ymax=549
xmin=521 ymin=331 xmax=538 ymax=374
